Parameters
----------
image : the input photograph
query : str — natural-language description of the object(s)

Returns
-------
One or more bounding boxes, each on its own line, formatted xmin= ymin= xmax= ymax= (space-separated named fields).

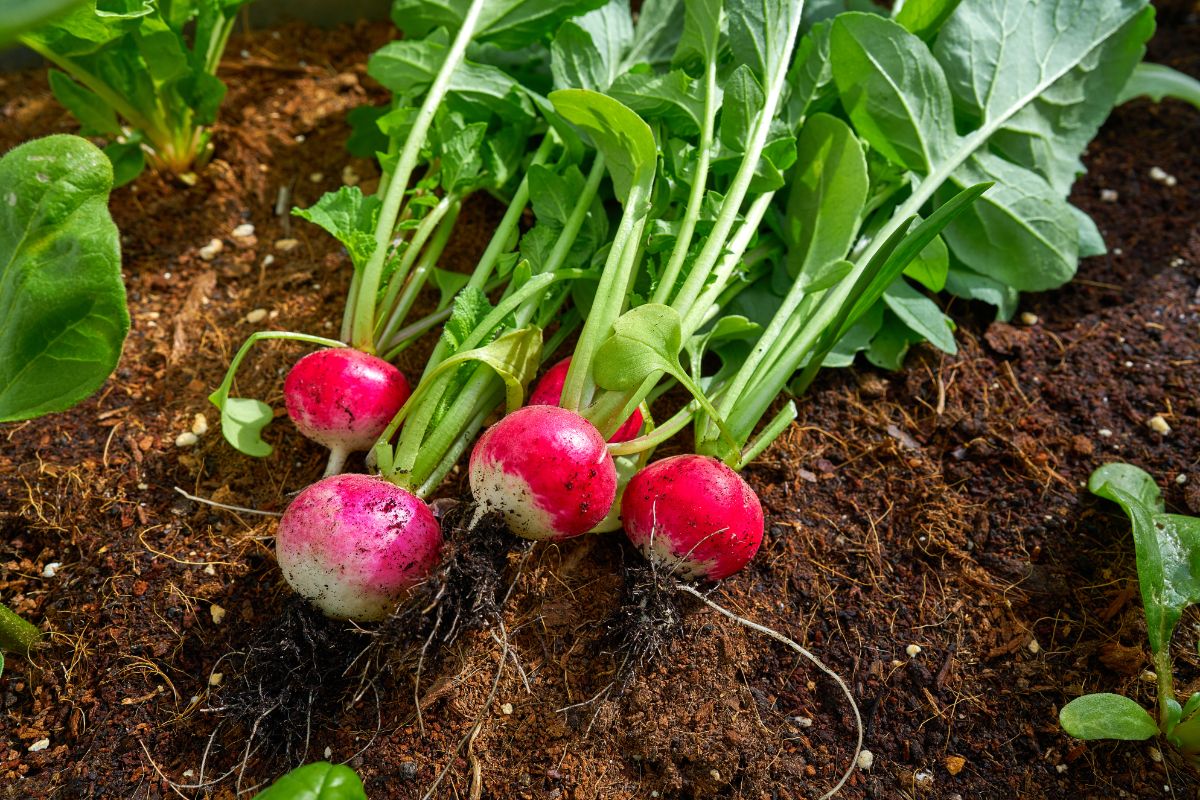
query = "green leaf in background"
xmin=1090 ymin=463 xmax=1200 ymax=656
xmin=1060 ymin=694 xmax=1159 ymax=741
xmin=293 ymin=187 xmax=382 ymax=271
xmin=0 ymin=0 xmax=87 ymax=44
xmin=882 ymin=278 xmax=956 ymax=354
xmin=674 ymin=0 xmax=720 ymax=68
xmin=902 ymin=233 xmax=948 ymax=292
xmin=550 ymin=0 xmax=632 ymax=92
xmin=0 ymin=135 xmax=128 ymax=422
xmin=622 ymin=0 xmax=683 ymax=70
xmin=608 ymin=69 xmax=706 ymax=137
xmin=944 ymin=264 xmax=1017 ymax=321
xmin=549 ymin=89 xmax=656 ymax=204
xmin=719 ymin=65 xmax=766 ymax=155
xmin=252 ymin=762 xmax=367 ymax=800
xmin=892 ymin=0 xmax=963 ymax=41
xmin=212 ymin=397 xmax=274 ymax=459
xmin=785 ymin=21 xmax=834 ymax=123
xmin=47 ymin=69 xmax=120 ymax=135
xmin=865 ymin=311 xmax=919 ymax=370
xmin=726 ymin=0 xmax=794 ymax=80
xmin=389 ymin=0 xmax=607 ymax=49
xmin=1119 ymin=62 xmax=1200 ymax=111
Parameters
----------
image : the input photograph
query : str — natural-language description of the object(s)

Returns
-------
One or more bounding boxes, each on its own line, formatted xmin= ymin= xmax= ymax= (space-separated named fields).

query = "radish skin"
xmin=276 ymin=473 xmax=441 ymax=621
xmin=470 ymin=405 xmax=617 ymax=541
xmin=528 ymin=357 xmax=643 ymax=442
xmin=622 ymin=455 xmax=763 ymax=580
xmin=284 ymin=348 xmax=411 ymax=476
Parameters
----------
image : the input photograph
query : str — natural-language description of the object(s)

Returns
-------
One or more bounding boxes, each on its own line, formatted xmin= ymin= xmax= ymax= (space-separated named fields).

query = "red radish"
xmin=621 ymin=455 xmax=763 ymax=580
xmin=469 ymin=405 xmax=617 ymax=541
xmin=284 ymin=348 xmax=411 ymax=476
xmin=276 ymin=473 xmax=441 ymax=621
xmin=529 ymin=357 xmax=643 ymax=443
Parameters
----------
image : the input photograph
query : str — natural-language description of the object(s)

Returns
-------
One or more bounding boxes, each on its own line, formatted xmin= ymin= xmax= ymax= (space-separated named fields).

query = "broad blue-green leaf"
xmin=944 ymin=264 xmax=1017 ymax=321
xmin=866 ymin=311 xmax=918 ymax=370
xmin=941 ymin=153 xmax=1077 ymax=292
xmin=550 ymin=0 xmax=632 ymax=91
xmin=549 ymin=89 xmax=656 ymax=204
xmin=893 ymin=0 xmax=962 ymax=41
xmin=608 ymin=69 xmax=706 ymax=136
xmin=0 ymin=135 xmax=128 ymax=422
xmin=882 ymin=278 xmax=956 ymax=354
xmin=214 ymin=397 xmax=273 ymax=458
xmin=1119 ymin=62 xmax=1200 ymax=111
xmin=831 ymin=13 xmax=955 ymax=173
xmin=292 ymin=187 xmax=381 ymax=270
xmin=1060 ymin=694 xmax=1159 ymax=741
xmin=1073 ymin=205 xmax=1107 ymax=259
xmin=623 ymin=0 xmax=683 ymax=70
xmin=1090 ymin=462 xmax=1200 ymax=655
xmin=784 ymin=113 xmax=867 ymax=281
xmin=786 ymin=21 xmax=834 ymax=123
xmin=719 ymin=65 xmax=765 ymax=154
xmin=252 ymin=762 xmax=366 ymax=800
xmin=727 ymin=0 xmax=794 ymax=79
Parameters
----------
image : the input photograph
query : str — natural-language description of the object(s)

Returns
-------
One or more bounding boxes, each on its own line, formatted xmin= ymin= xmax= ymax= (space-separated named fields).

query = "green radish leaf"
xmin=815 ymin=302 xmax=883 ymax=369
xmin=214 ymin=397 xmax=274 ymax=459
xmin=436 ymin=327 xmax=543 ymax=413
xmin=252 ymin=761 xmax=366 ymax=800
xmin=1183 ymin=692 xmax=1200 ymax=722
xmin=1090 ymin=462 xmax=1200 ymax=655
xmin=719 ymin=65 xmax=766 ymax=155
xmin=882 ymin=279 xmax=957 ymax=355
xmin=435 ymin=115 xmax=488 ymax=192
xmin=1119 ymin=62 xmax=1200 ymax=110
xmin=674 ymin=0 xmax=720 ymax=68
xmin=430 ymin=268 xmax=470 ymax=310
xmin=103 ymin=139 xmax=146 ymax=188
xmin=0 ymin=135 xmax=128 ymax=422
xmin=624 ymin=0 xmax=684 ymax=70
xmin=1073 ymin=205 xmax=1107 ymax=259
xmin=784 ymin=113 xmax=868 ymax=283
xmin=608 ymin=69 xmax=706 ymax=137
xmin=1060 ymin=694 xmax=1159 ymax=741
xmin=47 ymin=70 xmax=120 ymax=135
xmin=893 ymin=0 xmax=963 ymax=41
xmin=292 ymin=187 xmax=381 ymax=271
xmin=390 ymin=0 xmax=608 ymax=50
xmin=550 ymin=0 xmax=632 ymax=92
xmin=786 ymin=21 xmax=834 ymax=124
xmin=903 ymin=234 xmax=949 ymax=292
xmin=727 ymin=0 xmax=794 ymax=79
xmin=0 ymin=0 xmax=87 ymax=44
xmin=345 ymin=105 xmax=390 ymax=159
xmin=549 ymin=89 xmax=656 ymax=205
xmin=944 ymin=264 xmax=1018 ymax=321
xmin=442 ymin=287 xmax=495 ymax=355
xmin=802 ymin=259 xmax=854 ymax=294
xmin=866 ymin=311 xmax=918 ymax=370
xmin=831 ymin=13 xmax=956 ymax=173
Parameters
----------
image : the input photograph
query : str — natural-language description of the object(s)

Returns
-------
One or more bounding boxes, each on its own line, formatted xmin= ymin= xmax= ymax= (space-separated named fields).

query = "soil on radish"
xmin=1 ymin=10 xmax=1199 ymax=800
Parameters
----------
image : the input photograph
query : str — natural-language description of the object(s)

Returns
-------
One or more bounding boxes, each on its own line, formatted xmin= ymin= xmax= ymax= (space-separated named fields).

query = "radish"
xmin=275 ymin=473 xmax=441 ymax=621
xmin=529 ymin=357 xmax=644 ymax=443
xmin=283 ymin=348 xmax=411 ymax=476
xmin=621 ymin=455 xmax=763 ymax=580
xmin=469 ymin=405 xmax=617 ymax=541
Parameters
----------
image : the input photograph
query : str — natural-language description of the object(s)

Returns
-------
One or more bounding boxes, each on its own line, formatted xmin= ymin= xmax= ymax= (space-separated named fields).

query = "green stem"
xmin=380 ymin=306 xmax=453 ymax=361
xmin=1156 ymin=648 xmax=1177 ymax=730
xmin=607 ymin=401 xmax=697 ymax=457
xmin=0 ymin=602 xmax=39 ymax=655
xmin=375 ymin=195 xmax=460 ymax=344
xmin=349 ymin=0 xmax=487 ymax=350
xmin=208 ymin=331 xmax=347 ymax=407
xmin=416 ymin=383 xmax=504 ymax=496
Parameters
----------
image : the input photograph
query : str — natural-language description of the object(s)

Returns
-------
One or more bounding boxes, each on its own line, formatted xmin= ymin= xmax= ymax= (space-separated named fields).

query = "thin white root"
xmin=173 ymin=486 xmax=283 ymax=517
xmin=676 ymin=583 xmax=863 ymax=800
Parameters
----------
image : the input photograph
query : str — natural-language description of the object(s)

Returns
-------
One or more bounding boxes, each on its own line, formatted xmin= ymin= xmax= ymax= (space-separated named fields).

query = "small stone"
xmin=28 ymin=739 xmax=50 ymax=752
xmin=1165 ymin=175 xmax=1177 ymax=187
xmin=208 ymin=672 xmax=223 ymax=687
xmin=915 ymin=770 xmax=934 ymax=788
xmin=183 ymin=770 xmax=194 ymax=778
xmin=262 ymin=254 xmax=276 ymax=268
xmin=1142 ymin=670 xmax=1158 ymax=683
xmin=1028 ymin=638 xmax=1041 ymax=654
xmin=857 ymin=750 xmax=875 ymax=771
xmin=137 ymin=482 xmax=149 ymax=490
xmin=1098 ymin=428 xmax=1113 ymax=438
xmin=501 ymin=702 xmax=513 ymax=715
xmin=203 ymin=564 xmax=217 ymax=576
xmin=175 ymin=431 xmax=199 ymax=448
xmin=1176 ymin=474 xmax=1189 ymax=485
xmin=325 ymin=746 xmax=333 ymax=759
xmin=41 ymin=562 xmax=62 ymax=578
xmin=275 ymin=238 xmax=300 ymax=252
xmin=1149 ymin=166 xmax=1169 ymax=182
xmin=1148 ymin=415 xmax=1171 ymax=435
xmin=792 ymin=716 xmax=813 ymax=728
xmin=342 ymin=165 xmax=361 ymax=186
xmin=294 ymin=134 xmax=306 ymax=143
xmin=245 ymin=308 xmax=268 ymax=324
xmin=198 ymin=238 xmax=224 ymax=261
xmin=709 ymin=769 xmax=721 ymax=781
xmin=1123 ymin=360 xmax=1134 ymax=368
xmin=1056 ymin=764 xmax=1068 ymax=774
xmin=906 ymin=644 xmax=922 ymax=658
xmin=309 ymin=172 xmax=324 ymax=183
xmin=1149 ymin=746 xmax=1163 ymax=763
xmin=210 ymin=604 xmax=226 ymax=624
xmin=944 ymin=755 xmax=966 ymax=776
xmin=1100 ymin=188 xmax=1119 ymax=202
xmin=191 ymin=413 xmax=209 ymax=436
xmin=1019 ymin=312 xmax=1039 ymax=326
xmin=232 ymin=223 xmax=255 ymax=238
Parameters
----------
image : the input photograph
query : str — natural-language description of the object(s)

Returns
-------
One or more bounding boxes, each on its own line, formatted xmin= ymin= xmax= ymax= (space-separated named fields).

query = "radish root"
xmin=675 ymin=583 xmax=863 ymax=800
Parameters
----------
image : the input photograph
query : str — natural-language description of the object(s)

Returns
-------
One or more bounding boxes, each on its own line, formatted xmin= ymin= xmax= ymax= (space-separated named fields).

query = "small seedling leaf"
xmin=215 ymin=397 xmax=274 ymax=459
xmin=251 ymin=761 xmax=366 ymax=800
xmin=1060 ymin=693 xmax=1158 ymax=741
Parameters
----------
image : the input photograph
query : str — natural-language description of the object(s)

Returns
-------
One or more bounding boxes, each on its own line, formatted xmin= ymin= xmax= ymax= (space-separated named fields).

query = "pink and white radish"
xmin=284 ymin=348 xmax=411 ymax=476
xmin=276 ymin=473 xmax=441 ymax=621
xmin=469 ymin=405 xmax=617 ymax=541
xmin=621 ymin=455 xmax=763 ymax=580
xmin=528 ymin=357 xmax=644 ymax=443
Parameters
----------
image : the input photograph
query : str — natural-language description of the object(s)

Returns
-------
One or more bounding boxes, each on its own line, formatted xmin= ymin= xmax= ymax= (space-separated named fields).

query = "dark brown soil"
xmin=1 ymin=11 xmax=1199 ymax=800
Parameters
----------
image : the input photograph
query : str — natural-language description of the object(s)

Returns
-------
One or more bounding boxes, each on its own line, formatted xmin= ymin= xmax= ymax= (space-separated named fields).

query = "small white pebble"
xmin=915 ymin=770 xmax=934 ymax=787
xmin=208 ymin=672 xmax=223 ymax=687
xmin=191 ymin=413 xmax=209 ymax=436
xmin=1148 ymin=415 xmax=1171 ymax=435
xmin=240 ymin=49 xmax=251 ymax=58
xmin=232 ymin=223 xmax=255 ymax=238
xmin=1100 ymin=189 xmax=1119 ymax=202
xmin=28 ymin=739 xmax=50 ymax=752
xmin=342 ymin=165 xmax=361 ymax=186
xmin=1056 ymin=764 xmax=1068 ymax=774
xmin=1028 ymin=638 xmax=1041 ymax=654
xmin=198 ymin=238 xmax=224 ymax=261
xmin=269 ymin=309 xmax=280 ymax=319
xmin=203 ymin=564 xmax=217 ymax=576
xmin=1150 ymin=166 xmax=1169 ymax=182
xmin=182 ymin=770 xmax=195 ymax=778
xmin=137 ymin=482 xmax=149 ymax=490
xmin=275 ymin=238 xmax=300 ymax=252
xmin=210 ymin=604 xmax=226 ymax=625
xmin=1113 ymin=248 xmax=1123 ymax=256
xmin=793 ymin=716 xmax=813 ymax=728
xmin=294 ymin=134 xmax=306 ymax=143
xmin=857 ymin=750 xmax=875 ymax=771
xmin=651 ymin=793 xmax=660 ymax=798
xmin=1019 ymin=312 xmax=1039 ymax=326
xmin=906 ymin=644 xmax=922 ymax=658
xmin=1176 ymin=474 xmax=1189 ymax=485
xmin=501 ymin=702 xmax=513 ymax=715
xmin=175 ymin=431 xmax=199 ymax=448
xmin=710 ymin=769 xmax=721 ymax=781
xmin=1165 ymin=175 xmax=1177 ymax=187
xmin=1170 ymin=257 xmax=1184 ymax=268
xmin=1098 ymin=428 xmax=1113 ymax=438
xmin=1142 ymin=670 xmax=1158 ymax=683
xmin=245 ymin=308 xmax=268 ymax=324
xmin=262 ymin=254 xmax=276 ymax=268
xmin=1149 ymin=746 xmax=1163 ymax=763
xmin=309 ymin=172 xmax=324 ymax=183
xmin=41 ymin=562 xmax=62 ymax=578
xmin=325 ymin=746 xmax=333 ymax=759
xmin=1123 ymin=360 xmax=1134 ymax=368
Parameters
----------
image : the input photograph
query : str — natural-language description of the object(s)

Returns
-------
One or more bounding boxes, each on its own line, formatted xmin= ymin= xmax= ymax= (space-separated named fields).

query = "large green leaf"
xmin=252 ymin=762 xmax=366 ymax=800
xmin=0 ymin=135 xmax=127 ymax=422
xmin=1060 ymin=694 xmax=1159 ymax=741
xmin=0 ymin=0 xmax=87 ymax=44
xmin=549 ymin=0 xmax=632 ymax=92
xmin=549 ymin=89 xmax=656 ymax=204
